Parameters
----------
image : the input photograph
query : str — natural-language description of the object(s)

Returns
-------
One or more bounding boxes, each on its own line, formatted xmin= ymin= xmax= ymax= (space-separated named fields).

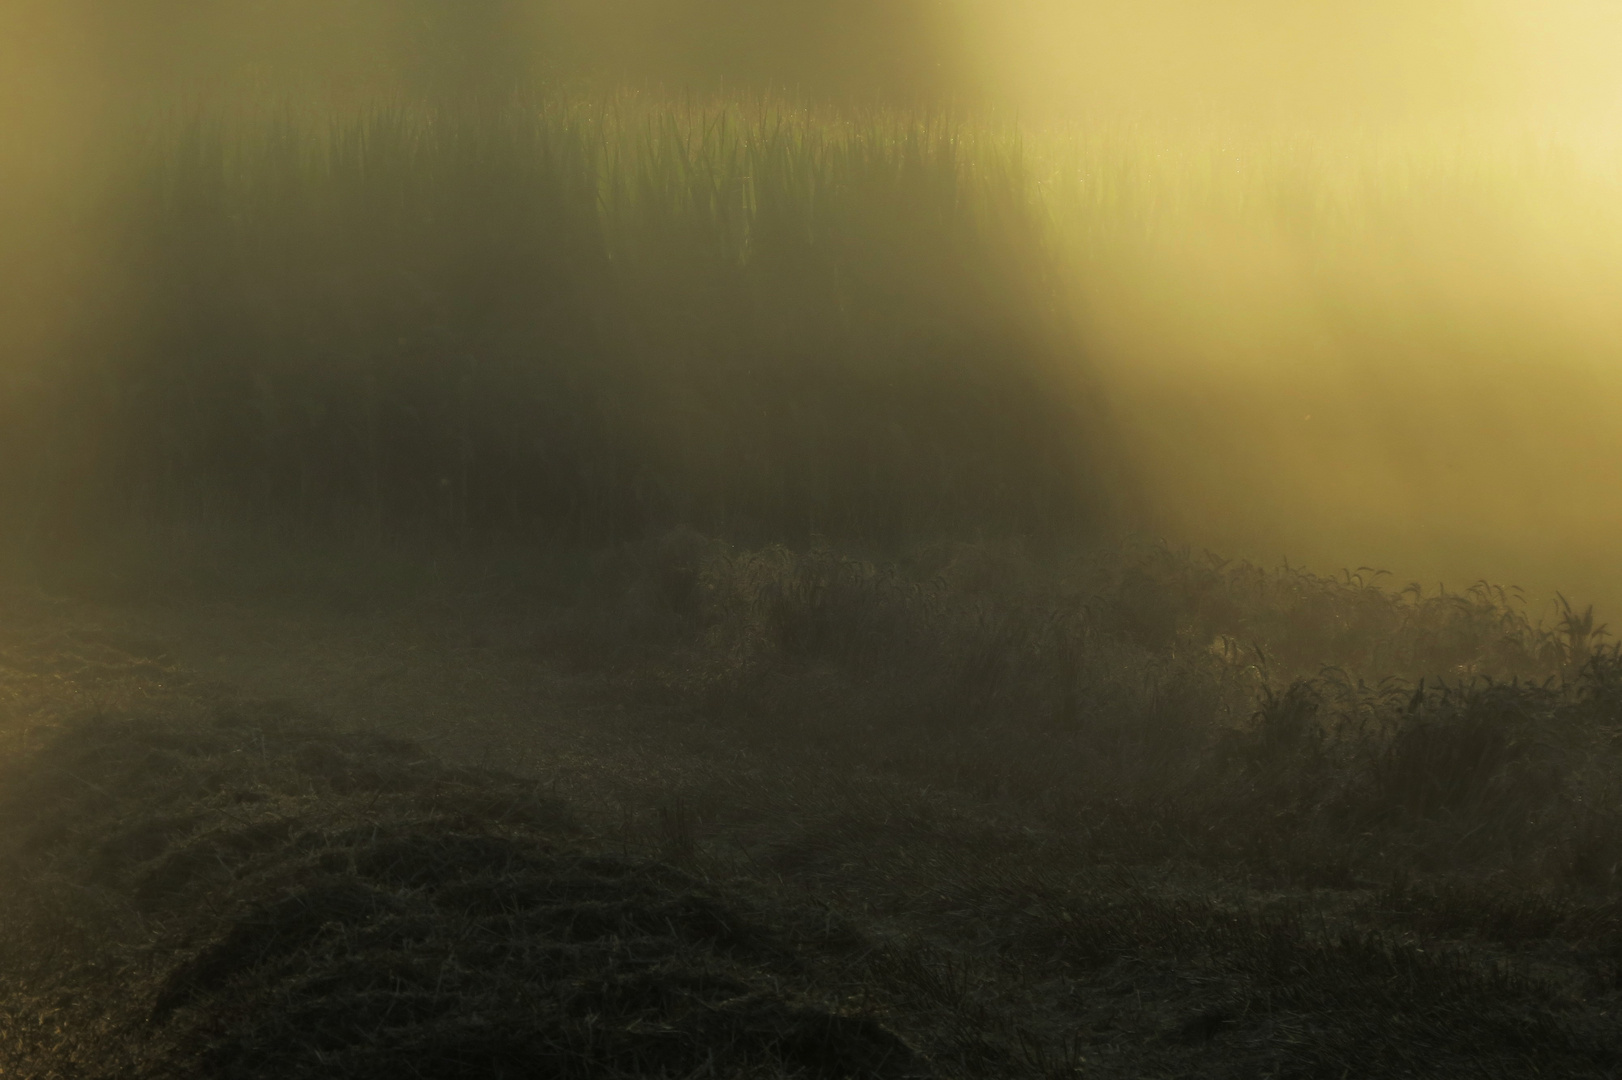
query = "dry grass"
xmin=0 ymin=698 xmax=931 ymax=1079
xmin=1 ymin=536 xmax=1619 ymax=1077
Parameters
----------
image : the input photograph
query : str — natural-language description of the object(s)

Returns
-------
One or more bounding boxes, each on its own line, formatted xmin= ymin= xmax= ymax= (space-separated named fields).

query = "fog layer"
xmin=6 ymin=2 xmax=1622 ymax=609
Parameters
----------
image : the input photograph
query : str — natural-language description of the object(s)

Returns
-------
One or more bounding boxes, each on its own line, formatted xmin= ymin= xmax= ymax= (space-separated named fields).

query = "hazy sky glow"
xmin=956 ymin=1 xmax=1622 ymax=126
xmin=8 ymin=2 xmax=1622 ymax=122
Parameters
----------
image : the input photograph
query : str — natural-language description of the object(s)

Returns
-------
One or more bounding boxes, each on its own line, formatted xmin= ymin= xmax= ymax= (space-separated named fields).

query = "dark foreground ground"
xmin=1 ymin=537 xmax=1619 ymax=1078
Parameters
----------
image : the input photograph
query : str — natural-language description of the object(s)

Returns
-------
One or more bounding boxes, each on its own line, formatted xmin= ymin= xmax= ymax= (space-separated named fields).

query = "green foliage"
xmin=12 ymin=96 xmax=1106 ymax=550
xmin=613 ymin=532 xmax=1622 ymax=886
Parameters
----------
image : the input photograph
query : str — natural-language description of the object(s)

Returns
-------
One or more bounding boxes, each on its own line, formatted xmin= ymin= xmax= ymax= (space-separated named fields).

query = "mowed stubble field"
xmin=1 ymin=532 xmax=1621 ymax=1078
